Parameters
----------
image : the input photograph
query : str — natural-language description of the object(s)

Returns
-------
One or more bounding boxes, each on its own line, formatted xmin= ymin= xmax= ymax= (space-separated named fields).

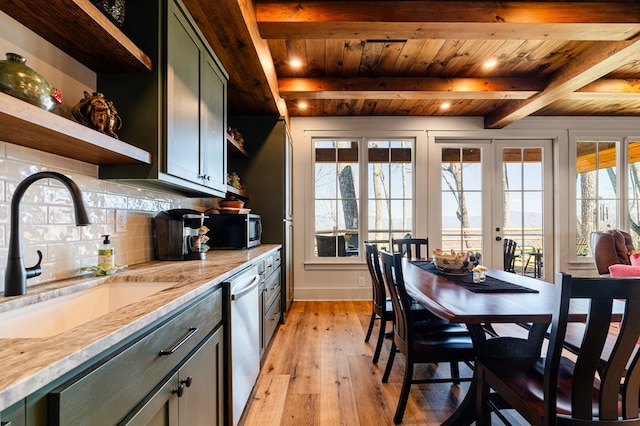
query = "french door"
xmin=437 ymin=139 xmax=553 ymax=280
xmin=492 ymin=140 xmax=553 ymax=280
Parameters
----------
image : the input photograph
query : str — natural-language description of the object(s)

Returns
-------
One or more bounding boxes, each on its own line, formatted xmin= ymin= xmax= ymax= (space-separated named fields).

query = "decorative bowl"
xmin=219 ymin=199 xmax=244 ymax=209
xmin=432 ymin=249 xmax=475 ymax=275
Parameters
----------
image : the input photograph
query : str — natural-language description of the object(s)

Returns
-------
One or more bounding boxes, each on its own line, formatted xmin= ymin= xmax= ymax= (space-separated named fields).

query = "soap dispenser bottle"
xmin=98 ymin=234 xmax=115 ymax=270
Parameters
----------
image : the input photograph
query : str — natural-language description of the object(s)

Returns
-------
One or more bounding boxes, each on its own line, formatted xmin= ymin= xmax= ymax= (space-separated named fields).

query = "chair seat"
xmin=412 ymin=324 xmax=475 ymax=358
xmin=482 ymin=355 xmax=614 ymax=420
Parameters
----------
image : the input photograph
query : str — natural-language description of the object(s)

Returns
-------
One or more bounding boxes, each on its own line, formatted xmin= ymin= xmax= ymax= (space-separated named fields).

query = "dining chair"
xmin=379 ymin=251 xmax=476 ymax=424
xmin=364 ymin=242 xmax=396 ymax=364
xmin=364 ymin=243 xmax=440 ymax=364
xmin=476 ymin=272 xmax=640 ymax=425
xmin=391 ymin=237 xmax=429 ymax=260
xmin=503 ymin=238 xmax=519 ymax=272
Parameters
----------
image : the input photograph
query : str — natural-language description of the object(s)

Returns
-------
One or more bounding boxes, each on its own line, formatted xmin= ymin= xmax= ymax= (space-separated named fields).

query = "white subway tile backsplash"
xmin=128 ymin=197 xmax=159 ymax=212
xmin=0 ymin=143 xmax=215 ymax=290
xmin=48 ymin=206 xmax=76 ymax=224
xmin=20 ymin=205 xmax=48 ymax=224
xmin=102 ymin=194 xmax=129 ymax=209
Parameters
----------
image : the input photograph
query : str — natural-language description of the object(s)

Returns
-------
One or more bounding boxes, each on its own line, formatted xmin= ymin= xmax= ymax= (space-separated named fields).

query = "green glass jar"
xmin=0 ymin=53 xmax=63 ymax=111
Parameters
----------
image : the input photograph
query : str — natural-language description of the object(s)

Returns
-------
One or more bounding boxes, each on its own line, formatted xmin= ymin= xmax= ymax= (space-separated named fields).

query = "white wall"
xmin=290 ymin=115 xmax=640 ymax=300
xmin=0 ymin=12 xmax=216 ymax=289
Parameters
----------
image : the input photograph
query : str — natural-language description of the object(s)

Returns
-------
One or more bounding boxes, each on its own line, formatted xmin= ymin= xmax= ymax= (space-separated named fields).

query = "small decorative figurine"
xmin=227 ymin=172 xmax=246 ymax=191
xmin=91 ymin=0 xmax=126 ymax=26
xmin=71 ymin=91 xmax=123 ymax=138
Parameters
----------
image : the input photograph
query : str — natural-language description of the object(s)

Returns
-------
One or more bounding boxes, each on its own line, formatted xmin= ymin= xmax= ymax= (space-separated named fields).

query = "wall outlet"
xmin=116 ymin=210 xmax=127 ymax=233
xmin=358 ymin=276 xmax=366 ymax=287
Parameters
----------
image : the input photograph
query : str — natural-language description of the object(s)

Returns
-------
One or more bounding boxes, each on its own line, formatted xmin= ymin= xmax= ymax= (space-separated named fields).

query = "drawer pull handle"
xmin=159 ymin=327 xmax=198 ymax=356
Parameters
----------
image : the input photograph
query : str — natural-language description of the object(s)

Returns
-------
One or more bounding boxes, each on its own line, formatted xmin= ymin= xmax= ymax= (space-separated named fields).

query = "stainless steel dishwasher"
xmin=228 ymin=264 xmax=261 ymax=426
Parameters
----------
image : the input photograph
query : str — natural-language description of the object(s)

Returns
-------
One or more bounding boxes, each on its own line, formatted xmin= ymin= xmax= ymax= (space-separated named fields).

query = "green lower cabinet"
xmin=1 ymin=400 xmax=26 ymax=426
xmin=15 ymin=287 xmax=228 ymax=426
xmin=121 ymin=327 xmax=224 ymax=426
xmin=120 ymin=372 xmax=179 ymax=426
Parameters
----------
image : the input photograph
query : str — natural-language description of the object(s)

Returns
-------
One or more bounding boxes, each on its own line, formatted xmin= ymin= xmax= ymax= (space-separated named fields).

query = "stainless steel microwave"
xmin=206 ymin=213 xmax=262 ymax=249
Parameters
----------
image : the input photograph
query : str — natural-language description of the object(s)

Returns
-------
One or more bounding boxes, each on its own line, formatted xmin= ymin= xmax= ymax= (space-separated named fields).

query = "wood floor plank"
xmin=242 ymin=374 xmax=290 ymax=425
xmin=280 ymin=393 xmax=319 ymax=425
xmin=347 ymin=353 xmax=396 ymax=425
xmin=287 ymin=302 xmax=322 ymax=395
xmin=318 ymin=329 xmax=359 ymax=426
xmin=243 ymin=301 xmax=477 ymax=426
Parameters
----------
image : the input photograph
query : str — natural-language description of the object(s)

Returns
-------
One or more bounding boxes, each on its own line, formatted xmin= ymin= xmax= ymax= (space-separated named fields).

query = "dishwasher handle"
xmin=231 ymin=274 xmax=260 ymax=300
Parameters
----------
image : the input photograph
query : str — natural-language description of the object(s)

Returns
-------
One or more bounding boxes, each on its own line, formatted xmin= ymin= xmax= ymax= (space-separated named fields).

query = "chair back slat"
xmin=392 ymin=238 xmax=428 ymax=260
xmin=503 ymin=238 xmax=518 ymax=272
xmin=573 ymin=299 xmax=613 ymax=419
xmin=365 ymin=243 xmax=387 ymax=314
xmin=545 ymin=274 xmax=640 ymax=422
xmin=380 ymin=251 xmax=412 ymax=354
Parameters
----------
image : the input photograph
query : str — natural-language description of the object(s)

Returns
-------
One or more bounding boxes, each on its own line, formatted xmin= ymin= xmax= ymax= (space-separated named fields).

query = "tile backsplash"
xmin=0 ymin=141 xmax=217 ymax=289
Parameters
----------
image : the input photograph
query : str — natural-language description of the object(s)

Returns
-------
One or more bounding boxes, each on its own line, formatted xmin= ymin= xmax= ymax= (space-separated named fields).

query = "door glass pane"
xmin=441 ymin=147 xmax=482 ymax=254
xmin=502 ymin=147 xmax=544 ymax=277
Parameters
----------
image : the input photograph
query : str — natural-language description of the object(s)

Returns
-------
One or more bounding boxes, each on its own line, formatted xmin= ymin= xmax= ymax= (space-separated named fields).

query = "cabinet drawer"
xmin=49 ymin=287 xmax=222 ymax=425
xmin=262 ymin=267 xmax=281 ymax=312
xmin=263 ymin=294 xmax=281 ymax=349
xmin=264 ymin=253 xmax=274 ymax=277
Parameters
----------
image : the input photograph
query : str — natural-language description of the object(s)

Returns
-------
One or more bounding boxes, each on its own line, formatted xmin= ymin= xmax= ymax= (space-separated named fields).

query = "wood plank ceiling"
xmin=184 ymin=1 xmax=640 ymax=129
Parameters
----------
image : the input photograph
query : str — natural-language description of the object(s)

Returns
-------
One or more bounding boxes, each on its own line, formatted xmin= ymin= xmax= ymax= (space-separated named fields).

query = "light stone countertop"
xmin=0 ymin=244 xmax=281 ymax=411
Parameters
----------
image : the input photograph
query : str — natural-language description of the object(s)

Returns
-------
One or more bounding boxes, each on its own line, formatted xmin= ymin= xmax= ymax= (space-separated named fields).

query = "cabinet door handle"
xmin=182 ymin=376 xmax=193 ymax=387
xmin=172 ymin=383 xmax=185 ymax=397
xmin=171 ymin=376 xmax=193 ymax=398
xmin=159 ymin=327 xmax=198 ymax=356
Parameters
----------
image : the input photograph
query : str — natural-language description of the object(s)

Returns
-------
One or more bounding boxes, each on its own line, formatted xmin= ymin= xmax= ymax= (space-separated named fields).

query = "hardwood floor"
xmin=241 ymin=301 xmax=474 ymax=425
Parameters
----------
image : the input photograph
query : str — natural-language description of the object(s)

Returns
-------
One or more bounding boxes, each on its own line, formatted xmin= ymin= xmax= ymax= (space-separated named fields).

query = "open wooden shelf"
xmin=226 ymin=185 xmax=248 ymax=200
xmin=226 ymin=134 xmax=248 ymax=158
xmin=0 ymin=0 xmax=152 ymax=73
xmin=0 ymin=92 xmax=152 ymax=165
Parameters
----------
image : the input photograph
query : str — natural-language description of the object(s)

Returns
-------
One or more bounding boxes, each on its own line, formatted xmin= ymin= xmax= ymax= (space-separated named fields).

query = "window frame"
xmin=304 ymin=130 xmax=422 ymax=266
xmin=568 ymin=131 xmax=638 ymax=263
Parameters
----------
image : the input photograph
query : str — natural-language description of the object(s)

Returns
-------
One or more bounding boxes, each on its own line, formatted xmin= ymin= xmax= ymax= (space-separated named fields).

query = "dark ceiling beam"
xmin=279 ymin=77 xmax=543 ymax=100
xmin=485 ymin=36 xmax=640 ymax=128
xmin=256 ymin=1 xmax=640 ymax=40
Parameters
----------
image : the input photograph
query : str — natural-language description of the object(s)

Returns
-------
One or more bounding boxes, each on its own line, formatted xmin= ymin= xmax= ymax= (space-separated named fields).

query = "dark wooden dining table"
xmin=400 ymin=258 xmax=625 ymax=425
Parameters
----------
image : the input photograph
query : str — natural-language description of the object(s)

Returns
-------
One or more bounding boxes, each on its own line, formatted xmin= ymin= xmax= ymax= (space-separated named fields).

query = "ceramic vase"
xmin=0 ymin=53 xmax=62 ymax=111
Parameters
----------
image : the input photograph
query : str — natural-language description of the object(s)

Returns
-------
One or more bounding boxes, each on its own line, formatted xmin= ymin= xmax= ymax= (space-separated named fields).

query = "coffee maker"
xmin=153 ymin=209 xmax=209 ymax=260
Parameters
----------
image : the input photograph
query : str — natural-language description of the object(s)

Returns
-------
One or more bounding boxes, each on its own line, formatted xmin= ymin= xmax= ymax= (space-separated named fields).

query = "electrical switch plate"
xmin=116 ymin=210 xmax=126 ymax=233
xmin=358 ymin=277 xmax=366 ymax=287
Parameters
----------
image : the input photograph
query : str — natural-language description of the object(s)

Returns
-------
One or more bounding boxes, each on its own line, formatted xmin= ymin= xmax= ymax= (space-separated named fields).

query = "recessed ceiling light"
xmin=441 ymin=102 xmax=451 ymax=110
xmin=298 ymin=102 xmax=308 ymax=109
xmin=483 ymin=59 xmax=497 ymax=68
xmin=290 ymin=59 xmax=302 ymax=67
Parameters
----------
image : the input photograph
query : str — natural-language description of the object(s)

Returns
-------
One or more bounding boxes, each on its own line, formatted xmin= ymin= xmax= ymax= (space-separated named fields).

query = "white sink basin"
xmin=0 ymin=281 xmax=177 ymax=338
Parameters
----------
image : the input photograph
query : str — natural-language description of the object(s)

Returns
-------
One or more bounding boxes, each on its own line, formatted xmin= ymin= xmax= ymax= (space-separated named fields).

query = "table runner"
xmin=410 ymin=261 xmax=539 ymax=293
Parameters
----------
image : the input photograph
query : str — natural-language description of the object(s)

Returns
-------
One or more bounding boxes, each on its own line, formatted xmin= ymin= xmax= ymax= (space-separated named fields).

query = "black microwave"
xmin=206 ymin=213 xmax=262 ymax=249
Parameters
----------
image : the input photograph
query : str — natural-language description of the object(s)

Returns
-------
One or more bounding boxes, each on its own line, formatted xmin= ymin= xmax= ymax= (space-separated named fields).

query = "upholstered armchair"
xmin=590 ymin=229 xmax=635 ymax=275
